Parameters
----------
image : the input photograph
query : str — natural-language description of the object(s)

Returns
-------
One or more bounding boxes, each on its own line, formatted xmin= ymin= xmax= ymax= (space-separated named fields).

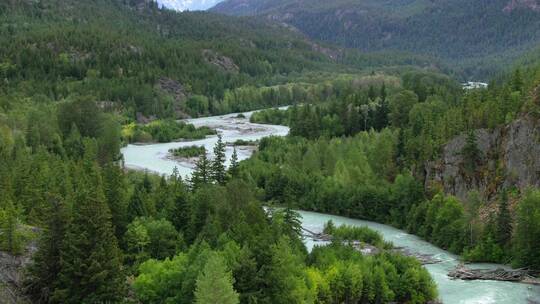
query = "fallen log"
xmin=448 ymin=264 xmax=540 ymax=285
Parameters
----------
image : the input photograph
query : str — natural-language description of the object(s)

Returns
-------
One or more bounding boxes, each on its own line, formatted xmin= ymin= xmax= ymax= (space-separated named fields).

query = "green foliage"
xmin=124 ymin=120 xmax=216 ymax=143
xmin=250 ymin=107 xmax=290 ymax=125
xmin=0 ymin=199 xmax=25 ymax=255
xmin=212 ymin=135 xmax=227 ymax=185
xmin=266 ymin=237 xmax=312 ymax=304
xmin=125 ymin=217 xmax=183 ymax=265
xmin=323 ymin=222 xmax=386 ymax=249
xmin=306 ymin=243 xmax=437 ymax=304
xmin=51 ymin=167 xmax=125 ymax=303
xmin=513 ymin=190 xmax=540 ymax=270
xmin=25 ymin=196 xmax=70 ymax=303
xmin=195 ymin=253 xmax=240 ymax=304
xmin=190 ymin=151 xmax=211 ymax=190
xmin=460 ymin=131 xmax=483 ymax=178
xmin=229 ymin=148 xmax=240 ymax=178
xmin=169 ymin=145 xmax=206 ymax=158
xmin=213 ymin=0 xmax=540 ymax=79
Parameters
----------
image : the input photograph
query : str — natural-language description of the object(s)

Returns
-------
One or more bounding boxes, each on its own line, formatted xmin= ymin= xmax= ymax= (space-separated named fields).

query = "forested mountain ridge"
xmin=211 ymin=0 xmax=540 ymax=79
xmin=0 ymin=0 xmax=343 ymax=119
xmin=0 ymin=0 xmax=449 ymax=120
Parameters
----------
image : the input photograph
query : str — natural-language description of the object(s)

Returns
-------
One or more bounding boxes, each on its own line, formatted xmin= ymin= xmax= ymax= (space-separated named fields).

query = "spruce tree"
xmin=51 ymin=167 xmax=124 ymax=303
xmin=127 ymin=180 xmax=149 ymax=223
xmin=212 ymin=134 xmax=227 ymax=185
xmin=103 ymin=163 xmax=128 ymax=240
xmin=496 ymin=190 xmax=512 ymax=247
xmin=64 ymin=123 xmax=84 ymax=159
xmin=191 ymin=149 xmax=210 ymax=189
xmin=229 ymin=147 xmax=239 ymax=178
xmin=194 ymin=253 xmax=239 ymax=304
xmin=461 ymin=130 xmax=483 ymax=178
xmin=513 ymin=190 xmax=540 ymax=269
xmin=0 ymin=198 xmax=23 ymax=255
xmin=25 ymin=195 xmax=70 ymax=303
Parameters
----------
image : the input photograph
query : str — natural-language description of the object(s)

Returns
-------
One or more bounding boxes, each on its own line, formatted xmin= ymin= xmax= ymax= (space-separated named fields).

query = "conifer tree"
xmin=212 ymin=134 xmax=227 ymax=185
xmin=0 ymin=198 xmax=23 ymax=255
xmin=513 ymin=190 xmax=540 ymax=270
xmin=195 ymin=253 xmax=239 ymax=304
xmin=229 ymin=147 xmax=239 ymax=178
xmin=64 ymin=123 xmax=84 ymax=159
xmin=103 ymin=163 xmax=128 ymax=239
xmin=191 ymin=150 xmax=210 ymax=189
xmin=511 ymin=68 xmax=523 ymax=92
xmin=127 ymin=182 xmax=149 ymax=223
xmin=496 ymin=190 xmax=512 ymax=247
xmin=51 ymin=167 xmax=124 ymax=303
xmin=461 ymin=130 xmax=483 ymax=178
xmin=25 ymin=195 xmax=70 ymax=303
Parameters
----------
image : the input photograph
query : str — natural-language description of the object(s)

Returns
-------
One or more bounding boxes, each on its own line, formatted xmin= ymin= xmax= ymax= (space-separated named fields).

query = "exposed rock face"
xmin=157 ymin=77 xmax=187 ymax=102
xmin=155 ymin=77 xmax=190 ymax=119
xmin=305 ymin=40 xmax=343 ymax=61
xmin=202 ymin=49 xmax=240 ymax=73
xmin=0 ymin=242 xmax=37 ymax=304
xmin=425 ymin=116 xmax=540 ymax=201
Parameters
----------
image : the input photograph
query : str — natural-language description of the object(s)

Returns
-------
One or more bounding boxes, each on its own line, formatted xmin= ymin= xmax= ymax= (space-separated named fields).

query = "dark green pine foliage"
xmin=229 ymin=147 xmax=240 ymax=178
xmin=25 ymin=195 xmax=70 ymax=303
xmin=191 ymin=149 xmax=211 ymax=189
xmin=212 ymin=135 xmax=227 ymax=185
xmin=127 ymin=179 xmax=150 ymax=223
xmin=63 ymin=124 xmax=84 ymax=159
xmin=51 ymin=165 xmax=124 ymax=304
xmin=461 ymin=130 xmax=483 ymax=178
xmin=282 ymin=207 xmax=303 ymax=241
xmin=102 ymin=163 xmax=129 ymax=240
xmin=513 ymin=190 xmax=540 ymax=270
xmin=0 ymin=198 xmax=23 ymax=255
xmin=496 ymin=190 xmax=512 ymax=248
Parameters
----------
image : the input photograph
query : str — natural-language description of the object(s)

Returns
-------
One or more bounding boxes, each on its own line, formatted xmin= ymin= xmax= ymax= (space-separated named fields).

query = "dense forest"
xmin=212 ymin=0 xmax=540 ymax=79
xmin=239 ymin=64 xmax=540 ymax=269
xmin=0 ymin=0 xmax=443 ymax=303
xmin=1 ymin=0 xmax=540 ymax=303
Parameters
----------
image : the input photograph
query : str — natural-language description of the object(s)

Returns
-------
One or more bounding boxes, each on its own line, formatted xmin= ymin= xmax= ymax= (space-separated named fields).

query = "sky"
xmin=156 ymin=0 xmax=225 ymax=11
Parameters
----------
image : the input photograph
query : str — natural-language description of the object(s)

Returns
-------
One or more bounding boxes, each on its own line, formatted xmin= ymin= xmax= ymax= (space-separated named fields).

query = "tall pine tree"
xmin=496 ymin=190 xmax=512 ymax=248
xmin=25 ymin=195 xmax=70 ymax=303
xmin=229 ymin=147 xmax=239 ymax=178
xmin=51 ymin=165 xmax=124 ymax=303
xmin=212 ymin=134 xmax=227 ymax=185
xmin=191 ymin=150 xmax=210 ymax=190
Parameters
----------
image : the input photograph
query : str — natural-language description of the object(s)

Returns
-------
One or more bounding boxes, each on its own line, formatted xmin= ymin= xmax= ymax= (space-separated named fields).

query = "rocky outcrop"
xmin=157 ymin=77 xmax=187 ymax=102
xmin=155 ymin=77 xmax=190 ymax=119
xmin=305 ymin=40 xmax=343 ymax=61
xmin=202 ymin=49 xmax=240 ymax=74
xmin=0 ymin=240 xmax=38 ymax=304
xmin=425 ymin=116 xmax=540 ymax=201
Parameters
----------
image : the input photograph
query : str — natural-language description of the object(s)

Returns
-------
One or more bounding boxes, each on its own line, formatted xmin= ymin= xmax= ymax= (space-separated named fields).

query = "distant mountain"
xmin=211 ymin=0 xmax=540 ymax=79
xmin=156 ymin=0 xmax=223 ymax=11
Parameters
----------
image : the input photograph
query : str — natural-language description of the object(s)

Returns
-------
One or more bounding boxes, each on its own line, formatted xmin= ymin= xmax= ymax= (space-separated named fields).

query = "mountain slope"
xmin=0 ymin=0 xmax=347 ymax=118
xmin=211 ymin=0 xmax=540 ymax=79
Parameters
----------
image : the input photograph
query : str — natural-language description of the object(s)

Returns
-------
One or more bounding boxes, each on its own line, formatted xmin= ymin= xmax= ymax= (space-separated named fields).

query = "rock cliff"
xmin=425 ymin=115 xmax=540 ymax=201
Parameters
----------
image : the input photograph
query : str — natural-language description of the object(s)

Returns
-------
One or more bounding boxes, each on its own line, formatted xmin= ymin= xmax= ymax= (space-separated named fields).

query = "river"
xmin=121 ymin=109 xmax=540 ymax=304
